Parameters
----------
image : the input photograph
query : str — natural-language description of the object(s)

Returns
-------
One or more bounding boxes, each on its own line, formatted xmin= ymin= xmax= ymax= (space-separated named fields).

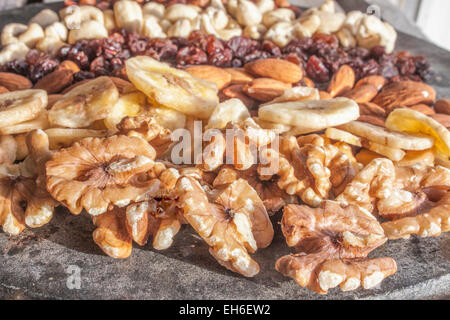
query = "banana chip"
xmin=0 ymin=89 xmax=47 ymax=128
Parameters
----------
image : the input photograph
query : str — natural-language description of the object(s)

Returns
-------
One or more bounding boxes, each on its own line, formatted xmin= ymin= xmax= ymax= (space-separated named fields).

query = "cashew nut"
xmin=0 ymin=43 xmax=30 ymax=65
xmin=143 ymin=2 xmax=165 ymax=20
xmin=36 ymin=36 xmax=66 ymax=55
xmin=68 ymin=20 xmax=108 ymax=44
xmin=262 ymin=8 xmax=295 ymax=28
xmin=205 ymin=7 xmax=229 ymax=30
xmin=143 ymin=14 xmax=166 ymax=38
xmin=200 ymin=14 xmax=219 ymax=37
xmin=45 ymin=22 xmax=68 ymax=42
xmin=217 ymin=17 xmax=242 ymax=40
xmin=319 ymin=0 xmax=335 ymax=13
xmin=356 ymin=15 xmax=397 ymax=53
xmin=256 ymin=0 xmax=275 ymax=15
xmin=243 ymin=24 xmax=267 ymax=40
xmin=114 ymin=0 xmax=144 ymax=33
xmin=159 ymin=19 xmax=172 ymax=33
xmin=164 ymin=4 xmax=199 ymax=22
xmin=30 ymin=9 xmax=60 ymax=29
xmin=210 ymin=0 xmax=226 ymax=11
xmin=342 ymin=10 xmax=364 ymax=34
xmin=103 ymin=9 xmax=117 ymax=33
xmin=19 ymin=23 xmax=45 ymax=48
xmin=316 ymin=11 xmax=345 ymax=34
xmin=1 ymin=23 xmax=28 ymax=47
xmin=265 ymin=21 xmax=294 ymax=47
xmin=191 ymin=16 xmax=201 ymax=31
xmin=61 ymin=5 xmax=104 ymax=30
xmin=227 ymin=0 xmax=239 ymax=18
xmin=167 ymin=18 xmax=192 ymax=38
xmin=236 ymin=0 xmax=262 ymax=27
xmin=336 ymin=27 xmax=356 ymax=48
xmin=294 ymin=14 xmax=320 ymax=38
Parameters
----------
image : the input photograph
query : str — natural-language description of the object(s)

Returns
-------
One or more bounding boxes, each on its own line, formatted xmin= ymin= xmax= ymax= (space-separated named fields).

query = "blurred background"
xmin=1 ymin=0 xmax=449 ymax=51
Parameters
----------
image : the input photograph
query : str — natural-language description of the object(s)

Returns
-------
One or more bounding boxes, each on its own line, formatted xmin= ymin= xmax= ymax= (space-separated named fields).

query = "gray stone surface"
xmin=0 ymin=2 xmax=449 ymax=300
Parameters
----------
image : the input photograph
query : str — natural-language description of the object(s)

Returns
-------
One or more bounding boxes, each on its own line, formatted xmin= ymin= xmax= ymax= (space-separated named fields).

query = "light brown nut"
xmin=342 ymin=84 xmax=378 ymax=103
xmin=373 ymin=81 xmax=436 ymax=110
xmin=410 ymin=104 xmax=435 ymax=116
xmin=355 ymin=75 xmax=387 ymax=91
xmin=302 ymin=77 xmax=315 ymax=88
xmin=0 ymin=86 xmax=9 ymax=94
xmin=222 ymin=84 xmax=259 ymax=109
xmin=109 ymin=76 xmax=137 ymax=94
xmin=319 ymin=91 xmax=332 ymax=100
xmin=244 ymin=58 xmax=303 ymax=84
xmin=0 ymin=72 xmax=32 ymax=91
xmin=185 ymin=65 xmax=232 ymax=90
xmin=243 ymin=78 xmax=291 ymax=102
xmin=357 ymin=115 xmax=386 ymax=127
xmin=358 ymin=102 xmax=386 ymax=117
xmin=56 ymin=60 xmax=81 ymax=74
xmin=61 ymin=79 xmax=91 ymax=94
xmin=431 ymin=113 xmax=450 ymax=128
xmin=225 ymin=68 xmax=254 ymax=85
xmin=327 ymin=65 xmax=355 ymax=97
xmin=434 ymin=99 xmax=450 ymax=115
xmin=33 ymin=69 xmax=74 ymax=94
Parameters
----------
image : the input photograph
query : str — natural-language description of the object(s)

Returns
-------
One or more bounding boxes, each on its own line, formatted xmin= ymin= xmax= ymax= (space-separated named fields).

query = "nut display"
xmin=0 ymin=0 xmax=449 ymax=297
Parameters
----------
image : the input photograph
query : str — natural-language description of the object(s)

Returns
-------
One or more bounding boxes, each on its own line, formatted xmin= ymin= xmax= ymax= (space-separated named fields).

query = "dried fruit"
xmin=176 ymin=176 xmax=274 ymax=277
xmin=0 ymin=89 xmax=47 ymax=128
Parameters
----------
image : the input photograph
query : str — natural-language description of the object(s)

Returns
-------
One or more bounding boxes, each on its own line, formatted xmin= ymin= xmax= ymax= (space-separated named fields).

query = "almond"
xmin=185 ymin=65 xmax=231 ymax=90
xmin=327 ymin=65 xmax=355 ymax=97
xmin=61 ymin=79 xmax=91 ymax=94
xmin=0 ymin=72 xmax=32 ymax=91
xmin=222 ymin=84 xmax=258 ymax=109
xmin=225 ymin=68 xmax=254 ymax=85
xmin=434 ymin=99 xmax=450 ymax=115
xmin=302 ymin=77 xmax=315 ymax=88
xmin=34 ymin=69 xmax=74 ymax=94
xmin=431 ymin=114 xmax=450 ymax=128
xmin=56 ymin=60 xmax=81 ymax=74
xmin=319 ymin=91 xmax=332 ymax=100
xmin=410 ymin=104 xmax=435 ymax=116
xmin=342 ymin=84 xmax=378 ymax=103
xmin=48 ymin=94 xmax=63 ymax=108
xmin=358 ymin=115 xmax=386 ymax=127
xmin=0 ymin=86 xmax=9 ymax=94
xmin=109 ymin=76 xmax=136 ymax=94
xmin=244 ymin=58 xmax=303 ymax=84
xmin=355 ymin=75 xmax=387 ymax=91
xmin=372 ymin=81 xmax=436 ymax=110
xmin=243 ymin=78 xmax=291 ymax=102
xmin=358 ymin=102 xmax=386 ymax=117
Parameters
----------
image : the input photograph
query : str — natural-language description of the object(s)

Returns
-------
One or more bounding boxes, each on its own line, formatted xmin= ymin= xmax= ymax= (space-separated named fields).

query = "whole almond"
xmin=410 ymin=104 xmax=435 ymax=116
xmin=0 ymin=86 xmax=9 ymax=94
xmin=222 ymin=84 xmax=258 ymax=109
xmin=319 ymin=91 xmax=332 ymax=100
xmin=373 ymin=81 xmax=436 ymax=110
xmin=431 ymin=114 xmax=450 ymax=128
xmin=358 ymin=115 xmax=386 ymax=127
xmin=327 ymin=65 xmax=355 ymax=97
xmin=359 ymin=102 xmax=386 ymax=117
xmin=61 ymin=79 xmax=91 ymax=94
xmin=244 ymin=58 xmax=303 ymax=84
xmin=56 ymin=60 xmax=81 ymax=74
xmin=47 ymin=94 xmax=63 ymax=108
xmin=343 ymin=84 xmax=378 ymax=103
xmin=225 ymin=68 xmax=254 ymax=85
xmin=243 ymin=78 xmax=291 ymax=102
xmin=434 ymin=99 xmax=450 ymax=115
xmin=302 ymin=77 xmax=315 ymax=88
xmin=34 ymin=69 xmax=74 ymax=94
xmin=0 ymin=72 xmax=32 ymax=91
xmin=109 ymin=76 xmax=136 ymax=94
xmin=355 ymin=75 xmax=387 ymax=91
xmin=185 ymin=65 xmax=231 ymax=90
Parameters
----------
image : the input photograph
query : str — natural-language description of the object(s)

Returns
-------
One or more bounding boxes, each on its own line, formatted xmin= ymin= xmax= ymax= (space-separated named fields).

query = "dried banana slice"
xmin=341 ymin=120 xmax=434 ymax=151
xmin=258 ymin=98 xmax=359 ymax=133
xmin=48 ymin=76 xmax=119 ymax=128
xmin=0 ymin=111 xmax=49 ymax=135
xmin=126 ymin=56 xmax=219 ymax=119
xmin=146 ymin=105 xmax=186 ymax=132
xmin=0 ymin=89 xmax=47 ymax=128
xmin=104 ymin=91 xmax=146 ymax=129
xmin=44 ymin=128 xmax=108 ymax=150
xmin=386 ymin=108 xmax=450 ymax=160
xmin=205 ymin=98 xmax=250 ymax=130
xmin=325 ymin=127 xmax=362 ymax=147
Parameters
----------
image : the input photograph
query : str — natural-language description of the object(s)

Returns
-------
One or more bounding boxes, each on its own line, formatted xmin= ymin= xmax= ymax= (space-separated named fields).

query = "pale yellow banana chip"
xmin=0 ymin=89 xmax=47 ymax=128
xmin=325 ymin=127 xmax=362 ymax=147
xmin=104 ymin=91 xmax=146 ymax=129
xmin=386 ymin=108 xmax=450 ymax=160
xmin=146 ymin=105 xmax=186 ymax=132
xmin=362 ymin=139 xmax=406 ymax=162
xmin=48 ymin=76 xmax=119 ymax=128
xmin=341 ymin=120 xmax=434 ymax=151
xmin=206 ymin=98 xmax=250 ymax=130
xmin=126 ymin=56 xmax=219 ymax=119
xmin=253 ymin=117 xmax=291 ymax=134
xmin=263 ymin=86 xmax=320 ymax=105
xmin=258 ymin=98 xmax=359 ymax=131
xmin=0 ymin=111 xmax=49 ymax=135
xmin=45 ymin=128 xmax=108 ymax=149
